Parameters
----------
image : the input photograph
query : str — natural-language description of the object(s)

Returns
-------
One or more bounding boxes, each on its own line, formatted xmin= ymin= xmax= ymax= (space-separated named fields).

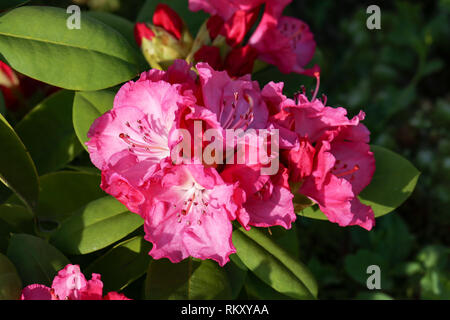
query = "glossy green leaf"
xmin=137 ymin=0 xmax=209 ymax=35
xmin=0 ymin=6 xmax=140 ymax=90
xmin=86 ymin=12 xmax=138 ymax=51
xmin=8 ymin=171 xmax=105 ymax=223
xmin=224 ymin=254 xmax=247 ymax=299
xmin=0 ymin=113 xmax=39 ymax=211
xmin=245 ymin=272 xmax=293 ymax=300
xmin=297 ymin=145 xmax=420 ymax=219
xmin=50 ymin=196 xmax=143 ymax=255
xmin=15 ymin=90 xmax=83 ymax=175
xmin=7 ymin=233 xmax=70 ymax=286
xmin=85 ymin=236 xmax=151 ymax=292
xmin=233 ymin=227 xmax=318 ymax=299
xmin=145 ymin=258 xmax=233 ymax=300
xmin=0 ymin=204 xmax=34 ymax=234
xmin=359 ymin=145 xmax=420 ymax=217
xmin=0 ymin=0 xmax=29 ymax=11
xmin=73 ymin=90 xmax=115 ymax=150
xmin=0 ymin=252 xmax=22 ymax=300
xmin=297 ymin=205 xmax=327 ymax=220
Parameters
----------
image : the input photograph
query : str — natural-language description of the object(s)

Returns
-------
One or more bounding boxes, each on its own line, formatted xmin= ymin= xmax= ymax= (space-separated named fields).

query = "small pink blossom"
xmin=21 ymin=264 xmax=130 ymax=300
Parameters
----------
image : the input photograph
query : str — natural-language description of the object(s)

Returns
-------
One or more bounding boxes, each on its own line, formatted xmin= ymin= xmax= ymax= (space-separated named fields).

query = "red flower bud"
xmin=206 ymin=15 xmax=224 ymax=40
xmin=153 ymin=4 xmax=184 ymax=40
xmin=224 ymin=45 xmax=258 ymax=77
xmin=194 ymin=45 xmax=223 ymax=71
xmin=0 ymin=61 xmax=19 ymax=88
xmin=134 ymin=22 xmax=155 ymax=47
xmin=222 ymin=8 xmax=259 ymax=47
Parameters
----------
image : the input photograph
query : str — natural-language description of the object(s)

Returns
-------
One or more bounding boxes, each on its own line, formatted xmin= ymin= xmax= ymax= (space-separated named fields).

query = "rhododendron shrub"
xmin=0 ymin=1 xmax=419 ymax=301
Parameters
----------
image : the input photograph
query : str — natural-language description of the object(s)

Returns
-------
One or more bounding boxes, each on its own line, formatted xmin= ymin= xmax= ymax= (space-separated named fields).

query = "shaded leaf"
xmin=233 ymin=227 xmax=318 ymax=299
xmin=0 ymin=113 xmax=39 ymax=211
xmin=0 ymin=252 xmax=22 ymax=300
xmin=85 ymin=236 xmax=151 ymax=292
xmin=7 ymin=233 xmax=70 ymax=286
xmin=145 ymin=257 xmax=232 ymax=300
xmin=8 ymin=171 xmax=105 ymax=223
xmin=50 ymin=196 xmax=143 ymax=255
xmin=0 ymin=0 xmax=29 ymax=11
xmin=15 ymin=90 xmax=83 ymax=175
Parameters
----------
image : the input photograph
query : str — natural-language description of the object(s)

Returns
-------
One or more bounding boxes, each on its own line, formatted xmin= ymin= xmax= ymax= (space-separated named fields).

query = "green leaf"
xmin=145 ymin=257 xmax=233 ymax=300
xmin=245 ymin=272 xmax=293 ymax=300
xmin=371 ymin=214 xmax=415 ymax=263
xmin=8 ymin=171 xmax=105 ymax=223
xmin=297 ymin=145 xmax=420 ymax=220
xmin=0 ymin=0 xmax=29 ymax=11
xmin=86 ymin=12 xmax=138 ymax=50
xmin=0 ymin=252 xmax=22 ymax=300
xmin=73 ymin=89 xmax=115 ymax=150
xmin=85 ymin=236 xmax=151 ymax=292
xmin=0 ymin=204 xmax=34 ymax=234
xmin=14 ymin=90 xmax=83 ymax=175
xmin=0 ymin=113 xmax=39 ymax=211
xmin=355 ymin=291 xmax=393 ymax=300
xmin=137 ymin=0 xmax=209 ymax=35
xmin=7 ymin=233 xmax=70 ymax=286
xmin=359 ymin=145 xmax=420 ymax=217
xmin=0 ymin=204 xmax=34 ymax=253
xmin=225 ymin=254 xmax=247 ymax=299
xmin=50 ymin=196 xmax=143 ymax=255
xmin=233 ymin=227 xmax=318 ymax=299
xmin=0 ymin=6 xmax=140 ymax=90
xmin=297 ymin=205 xmax=328 ymax=220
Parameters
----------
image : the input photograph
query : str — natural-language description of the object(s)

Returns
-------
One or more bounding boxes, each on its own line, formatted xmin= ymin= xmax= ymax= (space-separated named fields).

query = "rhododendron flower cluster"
xmin=134 ymin=0 xmax=318 ymax=78
xmin=86 ymin=60 xmax=375 ymax=266
xmin=20 ymin=264 xmax=130 ymax=300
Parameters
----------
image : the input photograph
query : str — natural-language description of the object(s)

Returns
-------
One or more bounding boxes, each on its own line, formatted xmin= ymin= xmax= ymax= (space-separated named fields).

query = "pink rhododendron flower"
xmin=222 ymin=163 xmax=295 ymax=230
xmin=189 ymin=0 xmax=266 ymax=21
xmin=21 ymin=264 xmax=130 ymax=300
xmin=87 ymin=61 xmax=196 ymax=216
xmin=269 ymin=75 xmax=376 ymax=230
xmin=143 ymin=162 xmax=237 ymax=266
xmin=249 ymin=12 xmax=318 ymax=75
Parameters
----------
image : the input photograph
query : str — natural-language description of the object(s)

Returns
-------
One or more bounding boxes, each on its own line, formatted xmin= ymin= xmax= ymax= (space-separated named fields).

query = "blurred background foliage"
xmin=21 ymin=0 xmax=450 ymax=299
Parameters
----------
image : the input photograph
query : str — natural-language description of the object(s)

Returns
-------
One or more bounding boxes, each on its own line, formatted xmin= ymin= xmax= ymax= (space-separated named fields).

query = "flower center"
xmin=175 ymin=182 xmax=210 ymax=226
xmin=119 ymin=119 xmax=169 ymax=157
xmin=219 ymin=92 xmax=255 ymax=130
xmin=333 ymin=161 xmax=360 ymax=180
